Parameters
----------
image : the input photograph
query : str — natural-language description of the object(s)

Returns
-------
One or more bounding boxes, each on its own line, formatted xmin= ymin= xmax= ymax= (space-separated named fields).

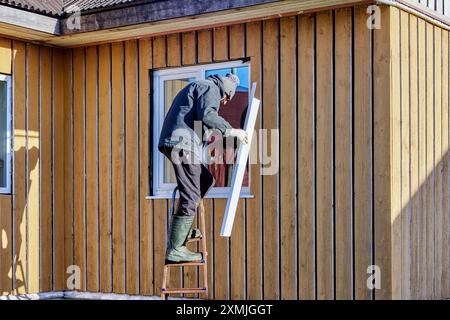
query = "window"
xmin=0 ymin=74 xmax=12 ymax=194
xmin=152 ymin=61 xmax=251 ymax=198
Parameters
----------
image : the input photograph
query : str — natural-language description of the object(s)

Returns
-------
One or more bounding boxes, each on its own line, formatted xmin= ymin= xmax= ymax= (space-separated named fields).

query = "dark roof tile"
xmin=0 ymin=0 xmax=141 ymax=16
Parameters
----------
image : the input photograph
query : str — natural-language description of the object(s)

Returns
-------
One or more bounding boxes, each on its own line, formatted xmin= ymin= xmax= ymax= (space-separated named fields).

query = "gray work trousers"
xmin=160 ymin=147 xmax=215 ymax=216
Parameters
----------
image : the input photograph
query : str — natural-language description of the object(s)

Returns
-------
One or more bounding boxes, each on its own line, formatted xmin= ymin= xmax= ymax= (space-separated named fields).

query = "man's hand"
xmin=226 ymin=129 xmax=249 ymax=145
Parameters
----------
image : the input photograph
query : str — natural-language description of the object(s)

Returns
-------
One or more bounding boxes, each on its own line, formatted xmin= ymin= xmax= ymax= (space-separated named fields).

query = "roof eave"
xmin=0 ymin=4 xmax=60 ymax=36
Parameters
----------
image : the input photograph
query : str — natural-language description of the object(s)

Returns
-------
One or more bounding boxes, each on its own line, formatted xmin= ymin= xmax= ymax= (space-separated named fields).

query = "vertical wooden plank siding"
xmin=12 ymin=41 xmax=27 ymax=295
xmin=280 ymin=16 xmax=297 ymax=300
xmin=409 ymin=15 xmax=419 ymax=300
xmin=125 ymin=40 xmax=139 ymax=295
xmin=40 ymin=46 xmax=53 ymax=292
xmin=297 ymin=14 xmax=315 ymax=301
xmin=53 ymin=49 xmax=66 ymax=291
xmin=353 ymin=5 xmax=373 ymax=300
xmin=373 ymin=6 xmax=393 ymax=300
xmin=213 ymin=25 xmax=229 ymax=300
xmin=0 ymin=196 xmax=12 ymax=294
xmin=197 ymin=30 xmax=212 ymax=64
xmin=72 ymin=47 xmax=85 ymax=292
xmin=85 ymin=45 xmax=99 ymax=292
xmin=27 ymin=44 xmax=40 ymax=294
xmin=400 ymin=10 xmax=411 ymax=300
xmin=63 ymin=48 xmax=74 ymax=292
xmin=441 ymin=30 xmax=449 ymax=300
xmin=389 ymin=7 xmax=402 ymax=300
xmin=229 ymin=24 xmax=245 ymax=300
xmin=417 ymin=18 xmax=426 ymax=300
xmin=425 ymin=22 xmax=434 ymax=300
xmin=246 ymin=21 xmax=262 ymax=300
xmin=0 ymin=38 xmax=12 ymax=74
xmin=182 ymin=31 xmax=196 ymax=66
xmin=433 ymin=25 xmax=442 ymax=300
xmin=262 ymin=18 xmax=279 ymax=301
xmin=139 ymin=38 xmax=153 ymax=296
xmin=334 ymin=8 xmax=352 ymax=300
xmin=315 ymin=11 xmax=333 ymax=300
xmin=152 ymin=35 xmax=167 ymax=297
xmin=98 ymin=44 xmax=112 ymax=293
xmin=111 ymin=42 xmax=125 ymax=294
xmin=2 ymin=5 xmax=449 ymax=300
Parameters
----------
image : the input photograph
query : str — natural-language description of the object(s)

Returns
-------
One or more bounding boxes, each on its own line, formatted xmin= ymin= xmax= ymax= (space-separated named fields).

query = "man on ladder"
xmin=158 ymin=73 xmax=248 ymax=263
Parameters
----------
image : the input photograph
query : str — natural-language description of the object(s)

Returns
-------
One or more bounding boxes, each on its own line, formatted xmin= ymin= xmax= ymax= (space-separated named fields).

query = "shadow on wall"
xmin=393 ymin=148 xmax=449 ymax=300
xmin=0 ymin=146 xmax=39 ymax=294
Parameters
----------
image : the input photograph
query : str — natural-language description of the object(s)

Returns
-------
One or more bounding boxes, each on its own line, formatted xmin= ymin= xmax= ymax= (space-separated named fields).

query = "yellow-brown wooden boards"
xmin=13 ymin=40 xmax=27 ymax=295
xmin=40 ymin=45 xmax=53 ymax=292
xmin=63 ymin=48 xmax=74 ymax=292
xmin=262 ymin=18 xmax=280 ymax=301
xmin=139 ymin=38 xmax=153 ymax=296
xmin=53 ymin=48 xmax=66 ymax=291
xmin=125 ymin=40 xmax=139 ymax=295
xmin=373 ymin=6 xmax=393 ymax=300
xmin=280 ymin=16 xmax=296 ymax=300
xmin=0 ymin=38 xmax=11 ymax=74
xmin=0 ymin=195 xmax=12 ymax=294
xmin=298 ymin=14 xmax=315 ymax=300
xmin=197 ymin=30 xmax=212 ymax=64
xmin=354 ymin=5 xmax=372 ymax=300
xmin=111 ymin=42 xmax=125 ymax=294
xmin=389 ymin=7 xmax=402 ymax=300
xmin=441 ymin=30 xmax=449 ymax=300
xmin=409 ymin=15 xmax=419 ymax=300
xmin=86 ymin=45 xmax=99 ymax=292
xmin=433 ymin=25 xmax=442 ymax=300
xmin=229 ymin=24 xmax=245 ymax=300
xmin=334 ymin=8 xmax=352 ymax=300
xmin=316 ymin=11 xmax=333 ymax=300
xmin=425 ymin=22 xmax=434 ymax=300
xmin=98 ymin=44 xmax=112 ymax=293
xmin=246 ymin=21 xmax=262 ymax=300
xmin=152 ymin=35 xmax=167 ymax=297
xmin=73 ymin=47 xmax=86 ymax=292
xmin=212 ymin=25 xmax=229 ymax=300
xmin=27 ymin=44 xmax=40 ymax=294
xmin=400 ymin=10 xmax=410 ymax=300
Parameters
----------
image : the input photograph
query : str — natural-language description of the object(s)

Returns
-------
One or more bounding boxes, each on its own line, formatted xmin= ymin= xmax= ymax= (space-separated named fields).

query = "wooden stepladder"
xmin=161 ymin=188 xmax=208 ymax=300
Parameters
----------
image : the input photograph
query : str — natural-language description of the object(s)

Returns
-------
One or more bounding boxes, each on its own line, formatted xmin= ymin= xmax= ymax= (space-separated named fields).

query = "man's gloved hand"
xmin=226 ymin=129 xmax=249 ymax=145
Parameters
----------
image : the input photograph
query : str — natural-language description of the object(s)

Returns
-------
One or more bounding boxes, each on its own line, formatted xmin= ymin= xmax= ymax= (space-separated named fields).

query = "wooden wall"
xmin=0 ymin=39 xmax=66 ymax=295
xmin=389 ymin=7 xmax=449 ymax=300
xmin=59 ymin=5 xmax=405 ymax=300
xmin=0 ymin=4 xmax=448 ymax=300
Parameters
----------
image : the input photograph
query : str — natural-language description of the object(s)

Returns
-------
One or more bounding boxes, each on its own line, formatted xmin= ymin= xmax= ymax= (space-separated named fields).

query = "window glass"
xmin=153 ymin=62 xmax=250 ymax=197
xmin=0 ymin=81 xmax=7 ymax=188
xmin=205 ymin=66 xmax=249 ymax=188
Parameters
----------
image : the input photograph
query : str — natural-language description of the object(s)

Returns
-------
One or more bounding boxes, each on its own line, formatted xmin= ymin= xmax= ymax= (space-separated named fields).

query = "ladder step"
xmin=164 ymin=260 xmax=206 ymax=267
xmin=187 ymin=236 xmax=202 ymax=243
xmin=162 ymin=288 xmax=207 ymax=294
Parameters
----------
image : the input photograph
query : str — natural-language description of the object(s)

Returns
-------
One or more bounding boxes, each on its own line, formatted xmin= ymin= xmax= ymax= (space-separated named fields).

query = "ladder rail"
xmin=161 ymin=194 xmax=209 ymax=300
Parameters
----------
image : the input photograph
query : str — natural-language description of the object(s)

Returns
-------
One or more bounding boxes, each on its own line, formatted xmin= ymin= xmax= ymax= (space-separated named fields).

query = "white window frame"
xmin=0 ymin=74 xmax=12 ymax=194
xmin=152 ymin=60 xmax=252 ymax=198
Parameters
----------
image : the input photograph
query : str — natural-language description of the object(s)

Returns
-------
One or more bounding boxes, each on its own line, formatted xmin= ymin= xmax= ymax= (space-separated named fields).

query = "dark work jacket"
xmin=158 ymin=75 xmax=232 ymax=156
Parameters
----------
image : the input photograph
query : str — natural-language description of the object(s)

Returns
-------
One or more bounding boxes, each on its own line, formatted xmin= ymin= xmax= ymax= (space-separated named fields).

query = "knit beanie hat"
xmin=222 ymin=73 xmax=240 ymax=100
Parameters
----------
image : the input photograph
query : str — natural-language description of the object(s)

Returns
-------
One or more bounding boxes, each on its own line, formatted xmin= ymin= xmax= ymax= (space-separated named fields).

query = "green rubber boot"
xmin=166 ymin=216 xmax=202 ymax=263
